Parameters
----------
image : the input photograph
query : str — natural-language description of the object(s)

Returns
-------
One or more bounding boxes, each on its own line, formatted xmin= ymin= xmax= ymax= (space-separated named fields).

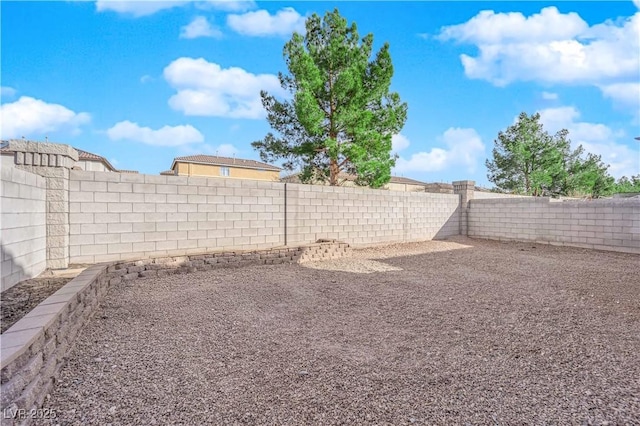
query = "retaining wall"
xmin=1 ymin=166 xmax=47 ymax=291
xmin=468 ymin=197 xmax=640 ymax=254
xmin=0 ymin=242 xmax=349 ymax=419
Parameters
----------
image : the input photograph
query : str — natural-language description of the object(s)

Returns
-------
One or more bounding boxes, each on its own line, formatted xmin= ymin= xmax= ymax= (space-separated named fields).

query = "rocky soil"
xmin=40 ymin=237 xmax=640 ymax=424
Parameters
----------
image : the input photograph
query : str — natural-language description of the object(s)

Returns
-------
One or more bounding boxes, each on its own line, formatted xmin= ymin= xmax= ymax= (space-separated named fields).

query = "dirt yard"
xmin=40 ymin=237 xmax=639 ymax=424
xmin=1 ymin=277 xmax=71 ymax=334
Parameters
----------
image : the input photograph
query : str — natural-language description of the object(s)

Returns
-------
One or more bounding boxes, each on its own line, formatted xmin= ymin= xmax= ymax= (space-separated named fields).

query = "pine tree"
xmin=252 ymin=9 xmax=407 ymax=188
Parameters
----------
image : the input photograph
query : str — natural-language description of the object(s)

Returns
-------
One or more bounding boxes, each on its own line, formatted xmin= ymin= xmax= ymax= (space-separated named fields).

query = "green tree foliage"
xmin=252 ymin=9 xmax=407 ymax=188
xmin=612 ymin=174 xmax=640 ymax=194
xmin=486 ymin=112 xmax=616 ymax=198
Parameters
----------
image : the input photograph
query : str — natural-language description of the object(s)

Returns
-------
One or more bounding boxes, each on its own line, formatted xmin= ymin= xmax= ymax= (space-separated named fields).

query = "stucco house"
xmin=166 ymin=154 xmax=281 ymax=181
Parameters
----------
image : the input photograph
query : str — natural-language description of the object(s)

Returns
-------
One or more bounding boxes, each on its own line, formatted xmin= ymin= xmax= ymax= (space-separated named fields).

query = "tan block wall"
xmin=68 ymin=171 xmax=285 ymax=264
xmin=1 ymin=165 xmax=47 ymax=291
xmin=175 ymin=162 xmax=279 ymax=181
xmin=67 ymin=171 xmax=461 ymax=264
xmin=468 ymin=197 xmax=640 ymax=254
xmin=284 ymin=183 xmax=460 ymax=246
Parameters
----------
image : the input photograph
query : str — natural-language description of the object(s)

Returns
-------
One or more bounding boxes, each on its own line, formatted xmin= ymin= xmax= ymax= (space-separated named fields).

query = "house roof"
xmin=75 ymin=148 xmax=119 ymax=172
xmin=172 ymin=154 xmax=281 ymax=172
xmin=282 ymin=172 xmax=427 ymax=186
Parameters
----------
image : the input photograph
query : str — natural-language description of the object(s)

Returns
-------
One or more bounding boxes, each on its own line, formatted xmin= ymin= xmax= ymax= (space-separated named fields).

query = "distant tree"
xmin=612 ymin=174 xmax=640 ymax=194
xmin=570 ymin=153 xmax=614 ymax=198
xmin=252 ymin=9 xmax=407 ymax=188
xmin=486 ymin=112 xmax=616 ymax=198
xmin=486 ymin=112 xmax=571 ymax=196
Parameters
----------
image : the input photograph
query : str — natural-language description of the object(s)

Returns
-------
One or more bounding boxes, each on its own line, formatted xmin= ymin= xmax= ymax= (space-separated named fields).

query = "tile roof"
xmin=172 ymin=155 xmax=281 ymax=171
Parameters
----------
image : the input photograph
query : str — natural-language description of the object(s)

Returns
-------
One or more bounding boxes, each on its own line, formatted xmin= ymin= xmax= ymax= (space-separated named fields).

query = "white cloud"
xmin=542 ymin=91 xmax=558 ymax=100
xmin=197 ymin=0 xmax=255 ymax=12
xmin=107 ymin=120 xmax=204 ymax=146
xmin=0 ymin=96 xmax=90 ymax=139
xmin=599 ymin=82 xmax=640 ymax=111
xmin=227 ymin=7 xmax=306 ymax=37
xmin=180 ymin=16 xmax=222 ymax=39
xmin=163 ymin=57 xmax=284 ymax=119
xmin=394 ymin=128 xmax=485 ymax=173
xmin=538 ymin=106 xmax=639 ymax=178
xmin=438 ymin=7 xmax=639 ymax=110
xmin=1 ymin=86 xmax=17 ymax=99
xmin=392 ymin=134 xmax=410 ymax=152
xmin=95 ymin=1 xmax=185 ymax=17
xmin=634 ymin=0 xmax=640 ymax=10
xmin=140 ymin=75 xmax=153 ymax=84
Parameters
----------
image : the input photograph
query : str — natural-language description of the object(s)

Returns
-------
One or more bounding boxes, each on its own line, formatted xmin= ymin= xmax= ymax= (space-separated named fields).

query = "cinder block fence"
xmin=1 ymin=140 xmax=639 ymax=292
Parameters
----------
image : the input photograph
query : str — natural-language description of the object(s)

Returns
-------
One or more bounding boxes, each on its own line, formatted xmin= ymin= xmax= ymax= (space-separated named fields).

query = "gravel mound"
xmin=40 ymin=237 xmax=640 ymax=425
xmin=302 ymin=258 xmax=402 ymax=273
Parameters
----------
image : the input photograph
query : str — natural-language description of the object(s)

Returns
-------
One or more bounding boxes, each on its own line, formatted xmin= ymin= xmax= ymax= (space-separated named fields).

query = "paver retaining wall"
xmin=468 ymin=197 xmax=640 ymax=254
xmin=1 ymin=166 xmax=47 ymax=291
xmin=0 ymin=242 xmax=350 ymax=420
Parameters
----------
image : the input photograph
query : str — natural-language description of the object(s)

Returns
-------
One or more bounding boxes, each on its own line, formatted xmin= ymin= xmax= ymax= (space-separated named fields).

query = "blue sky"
xmin=1 ymin=0 xmax=638 ymax=186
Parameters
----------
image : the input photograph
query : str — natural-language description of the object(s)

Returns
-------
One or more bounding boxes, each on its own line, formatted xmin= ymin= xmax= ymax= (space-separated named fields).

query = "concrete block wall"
xmin=285 ymin=183 xmax=459 ymax=246
xmin=1 ymin=166 xmax=47 ymax=291
xmin=68 ymin=172 xmax=461 ymax=264
xmin=68 ymin=171 xmax=285 ymax=264
xmin=468 ymin=197 xmax=640 ymax=254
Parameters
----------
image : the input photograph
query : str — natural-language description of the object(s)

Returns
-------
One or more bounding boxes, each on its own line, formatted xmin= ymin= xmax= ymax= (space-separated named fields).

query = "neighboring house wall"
xmin=76 ymin=160 xmax=111 ymax=172
xmin=175 ymin=162 xmax=279 ymax=181
xmin=1 ymin=165 xmax=47 ymax=291
xmin=386 ymin=182 xmax=425 ymax=192
xmin=468 ymin=197 xmax=640 ymax=254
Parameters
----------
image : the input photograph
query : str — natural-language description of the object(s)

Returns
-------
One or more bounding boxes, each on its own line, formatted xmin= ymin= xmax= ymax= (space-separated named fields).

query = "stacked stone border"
xmin=0 ymin=241 xmax=350 ymax=420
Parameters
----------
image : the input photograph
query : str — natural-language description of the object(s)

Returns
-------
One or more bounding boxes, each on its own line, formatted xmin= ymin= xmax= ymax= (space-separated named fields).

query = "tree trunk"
xmin=329 ymin=158 xmax=339 ymax=186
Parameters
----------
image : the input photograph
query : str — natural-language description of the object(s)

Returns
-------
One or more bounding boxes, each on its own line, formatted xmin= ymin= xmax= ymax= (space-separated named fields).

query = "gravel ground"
xmin=41 ymin=237 xmax=639 ymax=425
xmin=1 ymin=277 xmax=71 ymax=334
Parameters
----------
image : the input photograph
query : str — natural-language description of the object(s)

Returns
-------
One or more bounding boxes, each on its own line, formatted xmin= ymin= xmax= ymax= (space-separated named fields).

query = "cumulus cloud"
xmin=95 ymin=0 xmax=255 ymax=17
xmin=95 ymin=0 xmax=185 ymax=17
xmin=392 ymin=134 xmax=410 ymax=153
xmin=542 ymin=91 xmax=559 ymax=100
xmin=180 ymin=16 xmax=222 ymax=39
xmin=163 ymin=57 xmax=284 ymax=119
xmin=538 ymin=106 xmax=639 ymax=178
xmin=197 ymin=0 xmax=255 ymax=12
xmin=394 ymin=128 xmax=485 ymax=174
xmin=107 ymin=120 xmax=204 ymax=147
xmin=438 ymin=7 xmax=639 ymax=110
xmin=0 ymin=96 xmax=90 ymax=139
xmin=227 ymin=7 xmax=306 ymax=37
xmin=599 ymin=82 xmax=640 ymax=112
